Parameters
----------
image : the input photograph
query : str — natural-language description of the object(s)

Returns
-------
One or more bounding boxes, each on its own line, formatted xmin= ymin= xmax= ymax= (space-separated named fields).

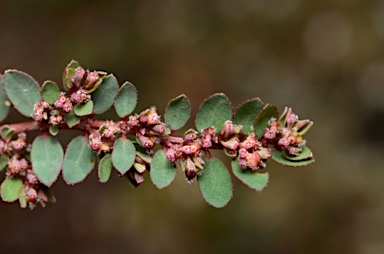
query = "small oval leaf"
xmin=233 ymin=98 xmax=264 ymax=135
xmin=114 ymin=81 xmax=137 ymax=118
xmin=1 ymin=178 xmax=23 ymax=202
xmin=272 ymin=150 xmax=315 ymax=167
xmin=164 ymin=94 xmax=191 ymax=130
xmin=62 ymin=136 xmax=96 ymax=184
xmin=65 ymin=110 xmax=80 ymax=128
xmin=195 ymin=93 xmax=232 ymax=133
xmin=254 ymin=104 xmax=279 ymax=138
xmin=31 ymin=135 xmax=64 ymax=186
xmin=98 ymin=154 xmax=112 ymax=183
xmin=74 ymin=100 xmax=93 ymax=116
xmin=91 ymin=74 xmax=119 ymax=114
xmin=41 ymin=81 xmax=60 ymax=105
xmin=150 ymin=150 xmax=177 ymax=189
xmin=0 ymin=155 xmax=9 ymax=172
xmin=231 ymin=159 xmax=269 ymax=191
xmin=62 ymin=60 xmax=80 ymax=91
xmin=198 ymin=158 xmax=233 ymax=208
xmin=0 ymin=74 xmax=10 ymax=122
xmin=4 ymin=70 xmax=41 ymax=117
xmin=111 ymin=138 xmax=136 ymax=175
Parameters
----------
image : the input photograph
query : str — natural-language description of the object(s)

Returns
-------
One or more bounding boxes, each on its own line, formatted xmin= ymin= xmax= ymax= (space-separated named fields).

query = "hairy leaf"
xmin=231 ymin=159 xmax=269 ymax=191
xmin=164 ymin=94 xmax=191 ymax=130
xmin=1 ymin=178 xmax=23 ymax=202
xmin=62 ymin=136 xmax=96 ymax=184
xmin=254 ymin=104 xmax=278 ymax=138
xmin=31 ymin=135 xmax=64 ymax=187
xmin=0 ymin=74 xmax=10 ymax=122
xmin=91 ymin=74 xmax=119 ymax=114
xmin=150 ymin=150 xmax=177 ymax=189
xmin=4 ymin=70 xmax=41 ymax=117
xmin=111 ymin=137 xmax=135 ymax=175
xmin=195 ymin=93 xmax=232 ymax=133
xmin=98 ymin=154 xmax=112 ymax=183
xmin=41 ymin=80 xmax=60 ymax=105
xmin=198 ymin=158 xmax=233 ymax=208
xmin=114 ymin=81 xmax=137 ymax=118
xmin=62 ymin=60 xmax=79 ymax=91
xmin=233 ymin=98 xmax=264 ymax=135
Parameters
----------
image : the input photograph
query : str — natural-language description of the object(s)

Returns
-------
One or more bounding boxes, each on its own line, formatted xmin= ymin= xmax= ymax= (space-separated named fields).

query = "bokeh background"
xmin=1 ymin=0 xmax=384 ymax=253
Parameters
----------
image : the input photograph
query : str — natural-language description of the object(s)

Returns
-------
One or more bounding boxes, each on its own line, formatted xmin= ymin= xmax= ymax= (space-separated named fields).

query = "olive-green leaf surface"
xmin=195 ymin=93 xmax=232 ymax=133
xmin=98 ymin=154 xmax=112 ymax=183
xmin=91 ymin=74 xmax=119 ymax=114
xmin=150 ymin=150 xmax=177 ymax=189
xmin=111 ymin=137 xmax=136 ymax=175
xmin=164 ymin=94 xmax=191 ymax=130
xmin=231 ymin=159 xmax=269 ymax=191
xmin=0 ymin=74 xmax=10 ymax=122
xmin=62 ymin=136 xmax=96 ymax=184
xmin=272 ymin=150 xmax=315 ymax=167
xmin=62 ymin=60 xmax=79 ymax=91
xmin=198 ymin=158 xmax=233 ymax=208
xmin=41 ymin=80 xmax=60 ymax=105
xmin=1 ymin=178 xmax=23 ymax=202
xmin=114 ymin=81 xmax=137 ymax=118
xmin=233 ymin=98 xmax=264 ymax=135
xmin=0 ymin=155 xmax=9 ymax=172
xmin=31 ymin=135 xmax=64 ymax=187
xmin=254 ymin=104 xmax=278 ymax=138
xmin=4 ymin=70 xmax=41 ymax=117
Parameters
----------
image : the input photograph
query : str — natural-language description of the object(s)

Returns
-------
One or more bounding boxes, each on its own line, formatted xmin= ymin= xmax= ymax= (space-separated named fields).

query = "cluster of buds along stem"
xmin=262 ymin=107 xmax=313 ymax=156
xmin=0 ymin=132 xmax=50 ymax=209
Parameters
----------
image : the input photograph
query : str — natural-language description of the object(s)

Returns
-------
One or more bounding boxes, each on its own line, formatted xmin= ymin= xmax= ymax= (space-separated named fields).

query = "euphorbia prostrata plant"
xmin=0 ymin=60 xmax=314 ymax=209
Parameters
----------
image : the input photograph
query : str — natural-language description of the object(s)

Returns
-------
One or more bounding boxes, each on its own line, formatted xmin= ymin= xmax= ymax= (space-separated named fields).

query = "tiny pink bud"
xmin=137 ymin=133 xmax=155 ymax=149
xmin=26 ymin=187 xmax=38 ymax=202
xmin=63 ymin=100 xmax=73 ymax=112
xmin=147 ymin=107 xmax=159 ymax=125
xmin=264 ymin=128 xmax=276 ymax=139
xmin=220 ymin=137 xmax=239 ymax=150
xmin=27 ymin=172 xmax=39 ymax=184
xmin=128 ymin=115 xmax=139 ymax=126
xmin=151 ymin=124 xmax=165 ymax=134
xmin=278 ymin=137 xmax=290 ymax=147
xmin=238 ymin=158 xmax=248 ymax=169
xmin=202 ymin=138 xmax=212 ymax=148
xmin=166 ymin=148 xmax=176 ymax=163
xmin=220 ymin=120 xmax=236 ymax=138
xmin=241 ymin=134 xmax=257 ymax=149
xmin=246 ymin=152 xmax=261 ymax=170
xmin=84 ymin=71 xmax=99 ymax=89
xmin=20 ymin=159 xmax=29 ymax=170
xmin=238 ymin=148 xmax=248 ymax=159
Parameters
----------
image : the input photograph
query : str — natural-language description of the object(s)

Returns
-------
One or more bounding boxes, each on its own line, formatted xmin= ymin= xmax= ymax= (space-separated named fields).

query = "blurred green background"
xmin=1 ymin=0 xmax=384 ymax=253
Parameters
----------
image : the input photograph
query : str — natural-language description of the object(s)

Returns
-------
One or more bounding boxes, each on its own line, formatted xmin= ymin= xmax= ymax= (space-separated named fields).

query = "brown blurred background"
xmin=1 ymin=0 xmax=384 ymax=253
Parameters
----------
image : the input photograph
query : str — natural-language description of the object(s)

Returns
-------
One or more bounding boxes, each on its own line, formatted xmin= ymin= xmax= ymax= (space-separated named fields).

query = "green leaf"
xmin=18 ymin=185 xmax=27 ymax=208
xmin=65 ymin=110 xmax=80 ymax=128
xmin=164 ymin=94 xmax=191 ymax=130
xmin=31 ymin=135 xmax=64 ymax=187
xmin=1 ymin=178 xmax=23 ymax=202
xmin=254 ymin=104 xmax=279 ymax=138
xmin=272 ymin=150 xmax=315 ymax=167
xmin=111 ymin=137 xmax=136 ymax=175
xmin=41 ymin=80 xmax=60 ymax=105
xmin=0 ymin=155 xmax=9 ymax=172
xmin=49 ymin=126 xmax=59 ymax=136
xmin=62 ymin=60 xmax=79 ymax=91
xmin=4 ymin=70 xmax=41 ymax=117
xmin=0 ymin=125 xmax=14 ymax=140
xmin=198 ymin=158 xmax=233 ymax=208
xmin=91 ymin=74 xmax=119 ymax=114
xmin=74 ymin=100 xmax=93 ymax=116
xmin=233 ymin=98 xmax=264 ymax=135
xmin=0 ymin=74 xmax=10 ymax=122
xmin=62 ymin=136 xmax=96 ymax=184
xmin=98 ymin=154 xmax=112 ymax=183
xmin=231 ymin=159 xmax=269 ymax=191
xmin=282 ymin=146 xmax=313 ymax=161
xmin=150 ymin=150 xmax=177 ymax=189
xmin=114 ymin=81 xmax=137 ymax=118
xmin=195 ymin=93 xmax=232 ymax=133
